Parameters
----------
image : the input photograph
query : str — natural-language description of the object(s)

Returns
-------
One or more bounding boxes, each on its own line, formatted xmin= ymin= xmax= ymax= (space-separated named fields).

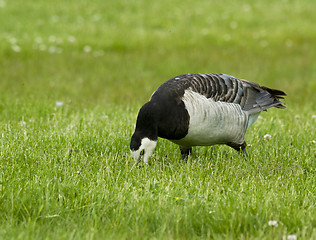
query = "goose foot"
xmin=179 ymin=146 xmax=192 ymax=161
xmin=226 ymin=141 xmax=248 ymax=157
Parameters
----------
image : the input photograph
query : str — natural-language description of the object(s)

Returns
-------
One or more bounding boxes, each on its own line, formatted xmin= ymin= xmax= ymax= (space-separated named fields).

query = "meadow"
xmin=0 ymin=0 xmax=315 ymax=239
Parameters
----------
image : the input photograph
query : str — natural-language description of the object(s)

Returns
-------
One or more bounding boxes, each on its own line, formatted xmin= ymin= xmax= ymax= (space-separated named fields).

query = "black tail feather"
xmin=262 ymin=86 xmax=287 ymax=109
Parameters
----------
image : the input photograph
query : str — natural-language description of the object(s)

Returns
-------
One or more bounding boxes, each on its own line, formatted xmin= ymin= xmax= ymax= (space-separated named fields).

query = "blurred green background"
xmin=1 ymin=0 xmax=315 ymax=114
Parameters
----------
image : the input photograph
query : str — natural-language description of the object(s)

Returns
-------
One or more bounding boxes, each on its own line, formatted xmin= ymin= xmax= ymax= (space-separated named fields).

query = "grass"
xmin=0 ymin=0 xmax=316 ymax=239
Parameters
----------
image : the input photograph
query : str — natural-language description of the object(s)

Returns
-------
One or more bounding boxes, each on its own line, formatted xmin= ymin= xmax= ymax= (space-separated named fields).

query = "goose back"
xmin=152 ymin=73 xmax=286 ymax=114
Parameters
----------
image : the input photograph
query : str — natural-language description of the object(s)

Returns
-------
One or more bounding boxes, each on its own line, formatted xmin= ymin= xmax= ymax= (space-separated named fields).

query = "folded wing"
xmin=172 ymin=73 xmax=286 ymax=114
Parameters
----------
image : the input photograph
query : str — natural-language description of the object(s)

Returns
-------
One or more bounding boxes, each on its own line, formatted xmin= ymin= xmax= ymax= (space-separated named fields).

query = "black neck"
xmin=135 ymin=102 xmax=158 ymax=141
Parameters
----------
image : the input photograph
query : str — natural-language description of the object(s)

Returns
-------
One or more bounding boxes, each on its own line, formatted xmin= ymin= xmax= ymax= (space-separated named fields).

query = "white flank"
xmin=172 ymin=90 xmax=250 ymax=147
xmin=130 ymin=137 xmax=157 ymax=163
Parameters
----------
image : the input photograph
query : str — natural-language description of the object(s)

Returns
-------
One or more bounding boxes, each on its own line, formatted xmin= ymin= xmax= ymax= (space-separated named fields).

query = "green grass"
xmin=0 ymin=0 xmax=315 ymax=239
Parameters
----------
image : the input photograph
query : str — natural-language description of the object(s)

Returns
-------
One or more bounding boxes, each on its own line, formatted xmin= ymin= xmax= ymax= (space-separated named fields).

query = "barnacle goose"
xmin=130 ymin=73 xmax=286 ymax=163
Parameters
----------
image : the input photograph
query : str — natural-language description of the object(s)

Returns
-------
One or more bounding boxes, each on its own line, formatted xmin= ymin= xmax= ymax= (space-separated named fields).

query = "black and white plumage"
xmin=130 ymin=73 xmax=286 ymax=163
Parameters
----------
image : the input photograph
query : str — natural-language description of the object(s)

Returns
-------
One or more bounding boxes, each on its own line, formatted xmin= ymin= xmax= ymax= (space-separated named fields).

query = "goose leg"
xmin=226 ymin=141 xmax=248 ymax=157
xmin=179 ymin=146 xmax=192 ymax=161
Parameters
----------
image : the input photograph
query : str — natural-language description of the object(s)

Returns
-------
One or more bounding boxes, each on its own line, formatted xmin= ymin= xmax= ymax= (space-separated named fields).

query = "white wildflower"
xmin=49 ymin=46 xmax=62 ymax=54
xmin=35 ymin=37 xmax=43 ymax=43
xmin=19 ymin=121 xmax=27 ymax=126
xmin=8 ymin=37 xmax=17 ymax=44
xmin=287 ymin=234 xmax=297 ymax=240
xmin=68 ymin=36 xmax=76 ymax=43
xmin=264 ymin=134 xmax=272 ymax=141
xmin=243 ymin=4 xmax=251 ymax=12
xmin=83 ymin=45 xmax=92 ymax=53
xmin=295 ymin=114 xmax=300 ymax=119
xmin=268 ymin=220 xmax=278 ymax=227
xmin=312 ymin=115 xmax=316 ymax=119
xmin=0 ymin=0 xmax=6 ymax=8
xmin=51 ymin=16 xmax=59 ymax=23
xmin=56 ymin=101 xmax=64 ymax=107
xmin=311 ymin=140 xmax=315 ymax=144
xmin=49 ymin=46 xmax=57 ymax=53
xmin=12 ymin=45 xmax=21 ymax=52
xmin=92 ymin=14 xmax=101 ymax=22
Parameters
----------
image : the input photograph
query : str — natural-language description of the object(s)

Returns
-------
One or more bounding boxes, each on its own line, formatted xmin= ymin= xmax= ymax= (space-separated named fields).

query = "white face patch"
xmin=130 ymin=137 xmax=157 ymax=164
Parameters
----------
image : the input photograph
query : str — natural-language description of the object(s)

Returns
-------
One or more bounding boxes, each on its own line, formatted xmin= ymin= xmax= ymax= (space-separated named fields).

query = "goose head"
xmin=130 ymin=132 xmax=157 ymax=164
xmin=130 ymin=102 xmax=158 ymax=164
